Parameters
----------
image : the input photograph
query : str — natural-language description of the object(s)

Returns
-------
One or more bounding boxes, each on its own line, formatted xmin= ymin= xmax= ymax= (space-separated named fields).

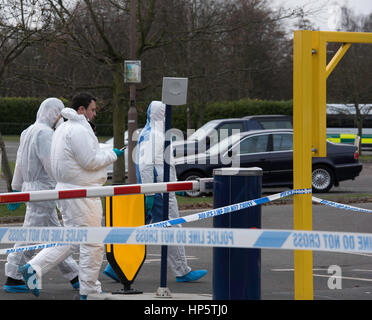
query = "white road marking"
xmin=271 ymin=268 xmax=372 ymax=283
xmin=313 ymin=273 xmax=372 ymax=283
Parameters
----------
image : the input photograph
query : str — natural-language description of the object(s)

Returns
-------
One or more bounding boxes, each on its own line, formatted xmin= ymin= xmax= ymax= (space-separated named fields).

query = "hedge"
xmin=0 ymin=97 xmax=67 ymax=135
xmin=171 ymin=98 xmax=293 ymax=131
xmin=0 ymin=97 xmax=293 ymax=135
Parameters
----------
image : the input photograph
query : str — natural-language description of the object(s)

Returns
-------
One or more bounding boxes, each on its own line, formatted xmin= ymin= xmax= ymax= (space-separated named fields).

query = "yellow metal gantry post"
xmin=293 ymin=30 xmax=372 ymax=300
xmin=293 ymin=30 xmax=314 ymax=300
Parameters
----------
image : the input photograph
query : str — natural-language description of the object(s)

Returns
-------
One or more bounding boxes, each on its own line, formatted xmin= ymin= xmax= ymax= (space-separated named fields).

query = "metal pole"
xmin=160 ymin=104 xmax=172 ymax=291
xmin=128 ymin=97 xmax=137 ymax=184
xmin=293 ymin=30 xmax=314 ymax=300
xmin=127 ymin=0 xmax=138 ymax=184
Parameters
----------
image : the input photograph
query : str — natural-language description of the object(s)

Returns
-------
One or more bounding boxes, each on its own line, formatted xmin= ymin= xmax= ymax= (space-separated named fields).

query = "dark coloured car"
xmin=172 ymin=115 xmax=292 ymax=158
xmin=174 ymin=129 xmax=362 ymax=197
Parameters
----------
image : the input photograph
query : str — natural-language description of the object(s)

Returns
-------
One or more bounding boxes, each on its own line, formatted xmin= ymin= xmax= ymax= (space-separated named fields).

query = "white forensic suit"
xmin=136 ymin=101 xmax=192 ymax=277
xmin=28 ymin=107 xmax=117 ymax=296
xmin=5 ymin=98 xmax=79 ymax=282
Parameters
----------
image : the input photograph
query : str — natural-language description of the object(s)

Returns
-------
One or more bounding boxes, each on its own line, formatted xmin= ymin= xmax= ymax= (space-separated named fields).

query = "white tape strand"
xmin=312 ymin=196 xmax=372 ymax=214
xmin=146 ymin=188 xmax=312 ymax=228
xmin=0 ymin=243 xmax=68 ymax=255
xmin=1 ymin=226 xmax=372 ymax=254
xmin=0 ymin=188 xmax=312 ymax=255
xmin=5 ymin=188 xmax=372 ymax=256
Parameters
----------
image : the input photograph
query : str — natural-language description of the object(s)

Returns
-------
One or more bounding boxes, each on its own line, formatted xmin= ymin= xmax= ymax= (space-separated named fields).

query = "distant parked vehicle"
xmin=172 ymin=115 xmax=292 ymax=158
xmin=103 ymin=128 xmax=142 ymax=148
xmin=175 ymin=129 xmax=362 ymax=197
xmin=103 ymin=128 xmax=184 ymax=178
xmin=100 ymin=129 xmax=142 ymax=177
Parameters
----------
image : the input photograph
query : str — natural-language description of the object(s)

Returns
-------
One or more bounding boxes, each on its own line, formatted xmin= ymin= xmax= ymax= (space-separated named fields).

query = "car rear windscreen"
xmin=259 ymin=120 xmax=292 ymax=129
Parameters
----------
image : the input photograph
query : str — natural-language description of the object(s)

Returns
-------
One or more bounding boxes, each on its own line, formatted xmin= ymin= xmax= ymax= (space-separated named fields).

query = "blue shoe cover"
xmin=176 ymin=270 xmax=208 ymax=282
xmin=80 ymin=295 xmax=88 ymax=300
xmin=103 ymin=264 xmax=120 ymax=282
xmin=3 ymin=284 xmax=30 ymax=293
xmin=18 ymin=263 xmax=40 ymax=297
xmin=72 ymin=281 xmax=80 ymax=290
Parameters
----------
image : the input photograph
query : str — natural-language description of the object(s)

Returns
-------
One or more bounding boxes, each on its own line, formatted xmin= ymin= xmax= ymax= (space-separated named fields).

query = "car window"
xmin=218 ymin=123 xmax=244 ymax=138
xmin=208 ymin=133 xmax=242 ymax=156
xmin=234 ymin=134 xmax=269 ymax=154
xmin=211 ymin=122 xmax=244 ymax=146
xmin=273 ymin=133 xmax=293 ymax=151
xmin=187 ymin=120 xmax=219 ymax=141
xmin=259 ymin=120 xmax=292 ymax=129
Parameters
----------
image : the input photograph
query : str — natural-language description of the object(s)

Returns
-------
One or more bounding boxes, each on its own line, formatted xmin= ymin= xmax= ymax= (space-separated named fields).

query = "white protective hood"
xmin=50 ymin=107 xmax=117 ymax=187
xmin=11 ymin=98 xmax=65 ymax=191
xmin=36 ymin=98 xmax=65 ymax=128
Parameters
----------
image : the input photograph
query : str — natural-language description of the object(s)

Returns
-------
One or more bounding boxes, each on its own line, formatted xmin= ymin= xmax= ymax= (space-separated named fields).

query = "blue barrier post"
xmin=213 ymin=167 xmax=262 ymax=300
xmin=160 ymin=104 xmax=172 ymax=289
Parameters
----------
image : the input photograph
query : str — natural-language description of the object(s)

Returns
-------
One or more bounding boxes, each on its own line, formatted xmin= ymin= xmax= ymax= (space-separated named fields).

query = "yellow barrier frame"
xmin=293 ymin=30 xmax=372 ymax=300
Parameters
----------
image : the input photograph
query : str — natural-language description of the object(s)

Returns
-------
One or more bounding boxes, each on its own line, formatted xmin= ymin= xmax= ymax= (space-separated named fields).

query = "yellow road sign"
xmin=106 ymin=194 xmax=145 ymax=287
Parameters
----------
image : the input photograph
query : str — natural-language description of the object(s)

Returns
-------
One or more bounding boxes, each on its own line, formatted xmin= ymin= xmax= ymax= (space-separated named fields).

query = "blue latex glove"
xmin=7 ymin=190 xmax=21 ymax=211
xmin=145 ymin=195 xmax=155 ymax=217
xmin=113 ymin=148 xmax=124 ymax=157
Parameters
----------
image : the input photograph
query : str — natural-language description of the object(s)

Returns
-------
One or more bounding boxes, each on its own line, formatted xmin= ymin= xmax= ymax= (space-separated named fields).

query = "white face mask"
xmin=54 ymin=117 xmax=64 ymax=130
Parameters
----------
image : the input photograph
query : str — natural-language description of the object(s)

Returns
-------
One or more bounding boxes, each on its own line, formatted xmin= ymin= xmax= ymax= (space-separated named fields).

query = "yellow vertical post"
xmin=293 ymin=30 xmax=314 ymax=300
xmin=311 ymin=32 xmax=327 ymax=158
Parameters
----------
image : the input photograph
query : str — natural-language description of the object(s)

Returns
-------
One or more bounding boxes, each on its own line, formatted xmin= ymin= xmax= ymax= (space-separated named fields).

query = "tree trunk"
xmin=355 ymin=103 xmax=363 ymax=156
xmin=112 ymin=63 xmax=127 ymax=184
xmin=0 ymin=132 xmax=13 ymax=192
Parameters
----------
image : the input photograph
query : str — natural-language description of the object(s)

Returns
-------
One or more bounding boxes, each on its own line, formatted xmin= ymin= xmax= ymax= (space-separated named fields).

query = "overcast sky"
xmin=272 ymin=0 xmax=372 ymax=31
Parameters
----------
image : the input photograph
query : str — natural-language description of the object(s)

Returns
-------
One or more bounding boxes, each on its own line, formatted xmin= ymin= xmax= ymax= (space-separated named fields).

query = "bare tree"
xmin=328 ymin=7 xmax=372 ymax=154
xmin=40 ymin=0 xmax=243 ymax=181
xmin=327 ymin=8 xmax=372 ymax=154
xmin=0 ymin=0 xmax=56 ymax=187
xmin=1 ymin=0 xmax=302 ymax=140
xmin=39 ymin=0 xmax=132 ymax=183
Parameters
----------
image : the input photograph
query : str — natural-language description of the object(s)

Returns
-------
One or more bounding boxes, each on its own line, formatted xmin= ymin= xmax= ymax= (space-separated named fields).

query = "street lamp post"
xmin=127 ymin=0 xmax=138 ymax=184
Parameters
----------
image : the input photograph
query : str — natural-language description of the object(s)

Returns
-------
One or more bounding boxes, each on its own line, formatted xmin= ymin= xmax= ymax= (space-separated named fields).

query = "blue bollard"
xmin=213 ymin=167 xmax=262 ymax=300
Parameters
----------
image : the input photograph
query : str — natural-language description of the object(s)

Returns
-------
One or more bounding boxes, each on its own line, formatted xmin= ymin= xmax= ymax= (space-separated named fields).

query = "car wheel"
xmin=180 ymin=171 xmax=205 ymax=197
xmin=312 ymin=165 xmax=334 ymax=193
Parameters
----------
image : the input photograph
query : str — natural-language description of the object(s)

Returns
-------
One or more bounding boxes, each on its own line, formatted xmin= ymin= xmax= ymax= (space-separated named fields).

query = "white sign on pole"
xmin=124 ymin=60 xmax=141 ymax=83
xmin=162 ymin=77 xmax=188 ymax=106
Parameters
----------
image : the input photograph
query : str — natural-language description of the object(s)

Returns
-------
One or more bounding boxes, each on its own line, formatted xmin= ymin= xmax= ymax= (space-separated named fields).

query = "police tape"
xmin=3 ymin=188 xmax=372 ymax=256
xmin=1 ymin=226 xmax=372 ymax=254
xmin=0 ymin=188 xmax=312 ymax=255
xmin=0 ymin=243 xmax=68 ymax=255
xmin=147 ymin=188 xmax=312 ymax=228
xmin=312 ymin=196 xmax=372 ymax=214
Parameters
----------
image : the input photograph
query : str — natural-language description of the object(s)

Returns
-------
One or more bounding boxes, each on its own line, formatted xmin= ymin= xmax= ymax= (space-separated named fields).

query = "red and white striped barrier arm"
xmin=0 ymin=181 xmax=200 ymax=204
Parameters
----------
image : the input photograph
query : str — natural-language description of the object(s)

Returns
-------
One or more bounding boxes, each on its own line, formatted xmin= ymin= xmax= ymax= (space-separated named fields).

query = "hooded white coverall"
xmin=27 ymin=107 xmax=117 ymax=295
xmin=136 ymin=101 xmax=191 ymax=277
xmin=5 ymin=98 xmax=79 ymax=282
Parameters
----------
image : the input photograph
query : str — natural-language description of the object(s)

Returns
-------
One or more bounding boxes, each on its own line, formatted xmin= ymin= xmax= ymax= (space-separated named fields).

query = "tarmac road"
xmin=1 ymin=141 xmax=372 ymax=302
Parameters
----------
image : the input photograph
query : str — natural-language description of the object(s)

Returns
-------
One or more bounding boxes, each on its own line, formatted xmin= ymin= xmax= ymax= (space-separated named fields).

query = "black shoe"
xmin=70 ymin=276 xmax=80 ymax=290
xmin=3 ymin=277 xmax=30 ymax=293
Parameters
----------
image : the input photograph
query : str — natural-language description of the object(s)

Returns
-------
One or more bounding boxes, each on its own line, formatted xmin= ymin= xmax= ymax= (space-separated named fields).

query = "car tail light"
xmin=354 ymin=151 xmax=359 ymax=160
